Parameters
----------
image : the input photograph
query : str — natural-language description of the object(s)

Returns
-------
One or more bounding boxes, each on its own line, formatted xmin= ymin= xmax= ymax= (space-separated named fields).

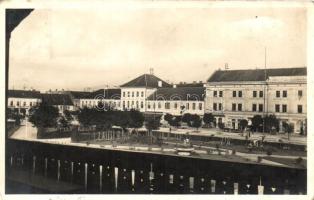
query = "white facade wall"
xmin=8 ymin=97 xmax=41 ymax=114
xmin=79 ymin=98 xmax=121 ymax=110
xmin=146 ymin=100 xmax=204 ymax=116
xmin=120 ymin=87 xmax=156 ymax=112
xmin=205 ymin=76 xmax=307 ymax=133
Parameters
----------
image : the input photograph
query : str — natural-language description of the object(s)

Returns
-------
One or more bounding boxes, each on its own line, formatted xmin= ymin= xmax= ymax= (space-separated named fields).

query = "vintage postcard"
xmin=1 ymin=0 xmax=313 ymax=199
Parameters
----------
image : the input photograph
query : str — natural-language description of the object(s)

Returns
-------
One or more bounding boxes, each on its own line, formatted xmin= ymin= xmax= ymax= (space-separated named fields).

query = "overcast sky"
xmin=9 ymin=7 xmax=306 ymax=91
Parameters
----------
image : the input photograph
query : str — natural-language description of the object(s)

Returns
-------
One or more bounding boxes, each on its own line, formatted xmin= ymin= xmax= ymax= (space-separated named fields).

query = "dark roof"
xmin=207 ymin=67 xmax=307 ymax=82
xmin=176 ymin=82 xmax=205 ymax=87
xmin=67 ymin=91 xmax=91 ymax=99
xmin=41 ymin=94 xmax=74 ymax=105
xmin=147 ymin=87 xmax=205 ymax=101
xmin=8 ymin=90 xmax=41 ymax=99
xmin=84 ymin=88 xmax=121 ymax=99
xmin=121 ymin=74 xmax=171 ymax=88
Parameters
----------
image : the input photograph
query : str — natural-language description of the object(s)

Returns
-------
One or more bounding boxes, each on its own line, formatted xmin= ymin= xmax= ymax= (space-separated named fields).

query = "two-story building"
xmin=7 ymin=90 xmax=42 ymax=115
xmin=120 ymin=74 xmax=172 ymax=112
xmin=205 ymin=67 xmax=307 ymax=134
xmin=79 ymin=88 xmax=121 ymax=110
xmin=146 ymin=86 xmax=205 ymax=116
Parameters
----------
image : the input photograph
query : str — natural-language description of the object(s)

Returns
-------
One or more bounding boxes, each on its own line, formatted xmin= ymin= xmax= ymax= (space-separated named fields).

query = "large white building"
xmin=120 ymin=74 xmax=172 ymax=112
xmin=7 ymin=90 xmax=42 ymax=115
xmin=146 ymin=86 xmax=205 ymax=116
xmin=78 ymin=89 xmax=121 ymax=110
xmin=205 ymin=67 xmax=307 ymax=134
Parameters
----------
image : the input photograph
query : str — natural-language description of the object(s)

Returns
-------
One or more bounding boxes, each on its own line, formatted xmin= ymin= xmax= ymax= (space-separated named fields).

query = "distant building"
xmin=120 ymin=74 xmax=171 ymax=112
xmin=146 ymin=86 xmax=205 ymax=116
xmin=41 ymin=93 xmax=74 ymax=113
xmin=7 ymin=90 xmax=42 ymax=115
xmin=66 ymin=91 xmax=92 ymax=109
xmin=205 ymin=67 xmax=307 ymax=134
xmin=79 ymin=89 xmax=121 ymax=110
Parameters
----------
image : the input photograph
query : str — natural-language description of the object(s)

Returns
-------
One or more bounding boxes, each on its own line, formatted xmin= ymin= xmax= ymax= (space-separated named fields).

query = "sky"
xmin=8 ymin=6 xmax=307 ymax=91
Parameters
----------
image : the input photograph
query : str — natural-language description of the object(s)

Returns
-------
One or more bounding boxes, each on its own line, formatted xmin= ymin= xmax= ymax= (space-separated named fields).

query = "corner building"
xmin=205 ymin=67 xmax=307 ymax=134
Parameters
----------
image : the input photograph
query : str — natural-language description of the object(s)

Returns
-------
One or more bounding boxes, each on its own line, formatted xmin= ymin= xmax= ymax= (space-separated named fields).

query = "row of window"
xmin=275 ymin=104 xmax=303 ymax=113
xmin=213 ymin=90 xmax=303 ymax=98
xmin=147 ymin=102 xmax=203 ymax=111
xmin=122 ymin=101 xmax=144 ymax=109
xmin=122 ymin=91 xmax=144 ymax=98
xmin=9 ymin=101 xmax=38 ymax=107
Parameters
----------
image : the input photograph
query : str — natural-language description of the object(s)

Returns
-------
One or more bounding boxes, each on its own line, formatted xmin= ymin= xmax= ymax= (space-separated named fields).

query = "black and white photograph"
xmin=2 ymin=1 xmax=313 ymax=197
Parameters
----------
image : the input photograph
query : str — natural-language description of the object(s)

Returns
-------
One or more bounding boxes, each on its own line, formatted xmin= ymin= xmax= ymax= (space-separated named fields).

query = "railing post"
xmin=85 ymin=163 xmax=88 ymax=191
xmin=32 ymin=156 xmax=36 ymax=174
xmin=44 ymin=157 xmax=48 ymax=177
xmin=99 ymin=165 xmax=103 ymax=193
xmin=57 ymin=160 xmax=61 ymax=181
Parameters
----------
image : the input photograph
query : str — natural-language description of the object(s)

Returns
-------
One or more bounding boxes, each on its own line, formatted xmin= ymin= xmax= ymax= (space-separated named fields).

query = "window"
xmin=232 ymin=103 xmax=236 ymax=111
xmin=153 ymin=103 xmax=156 ymax=109
xmin=252 ymin=104 xmax=257 ymax=112
xmin=127 ymin=101 xmax=130 ymax=108
xmin=298 ymin=90 xmax=303 ymax=97
xmin=283 ymin=90 xmax=287 ymax=98
xmin=233 ymin=91 xmax=236 ymax=97
xmin=131 ymin=101 xmax=134 ymax=106
xmin=147 ymin=102 xmax=151 ymax=109
xmin=165 ymin=102 xmax=170 ymax=109
xmin=219 ymin=91 xmax=223 ymax=97
xmin=259 ymin=91 xmax=263 ymax=98
xmin=238 ymin=104 xmax=242 ymax=111
xmin=298 ymin=105 xmax=302 ymax=113
xmin=238 ymin=91 xmax=242 ymax=98
xmin=132 ymin=92 xmax=134 ymax=97
xmin=10 ymin=101 xmax=13 ymax=106
xmin=192 ymin=103 xmax=196 ymax=110
xmin=174 ymin=102 xmax=178 ymax=109
xmin=218 ymin=103 xmax=222 ymax=111
xmin=282 ymin=104 xmax=287 ymax=113
xmin=253 ymin=91 xmax=257 ymax=98
xmin=123 ymin=92 xmax=125 ymax=97
xmin=158 ymin=102 xmax=161 ymax=109
xmin=23 ymin=102 xmax=26 ymax=106
xmin=127 ymin=92 xmax=130 ymax=97
xmin=275 ymin=104 xmax=280 ymax=112
xmin=136 ymin=92 xmax=139 ymax=97
xmin=136 ymin=101 xmax=139 ymax=109
xmin=186 ymin=103 xmax=190 ymax=110
xmin=213 ymin=91 xmax=217 ymax=97
xmin=213 ymin=103 xmax=217 ymax=111
xmin=258 ymin=104 xmax=263 ymax=112
xmin=276 ymin=91 xmax=280 ymax=98
xmin=141 ymin=91 xmax=144 ymax=97
xmin=123 ymin=101 xmax=125 ymax=109
xmin=199 ymin=103 xmax=202 ymax=110
xmin=140 ymin=101 xmax=144 ymax=109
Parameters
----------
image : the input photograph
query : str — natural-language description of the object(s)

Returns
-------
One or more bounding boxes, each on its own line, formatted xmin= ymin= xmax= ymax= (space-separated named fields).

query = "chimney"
xmin=158 ymin=81 xmax=162 ymax=87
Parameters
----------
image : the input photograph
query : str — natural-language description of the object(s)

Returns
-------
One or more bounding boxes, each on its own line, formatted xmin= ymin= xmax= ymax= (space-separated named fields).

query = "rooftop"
xmin=8 ymin=90 xmax=41 ymax=99
xmin=41 ymin=93 xmax=74 ymax=106
xmin=84 ymin=88 xmax=121 ymax=99
xmin=207 ymin=67 xmax=307 ymax=82
xmin=121 ymin=74 xmax=171 ymax=88
xmin=147 ymin=87 xmax=205 ymax=101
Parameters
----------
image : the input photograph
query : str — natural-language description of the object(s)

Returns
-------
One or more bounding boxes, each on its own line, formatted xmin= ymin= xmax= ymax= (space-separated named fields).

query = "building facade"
xmin=146 ymin=86 xmax=205 ymax=116
xmin=120 ymin=74 xmax=172 ymax=112
xmin=7 ymin=90 xmax=42 ymax=115
xmin=205 ymin=67 xmax=307 ymax=134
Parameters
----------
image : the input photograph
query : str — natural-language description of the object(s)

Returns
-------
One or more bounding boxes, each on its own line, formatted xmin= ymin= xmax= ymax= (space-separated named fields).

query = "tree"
xmin=145 ymin=116 xmax=161 ymax=144
xmin=164 ymin=113 xmax=173 ymax=124
xmin=239 ymin=119 xmax=248 ymax=132
xmin=282 ymin=121 xmax=293 ymax=140
xmin=29 ymin=102 xmax=59 ymax=128
xmin=169 ymin=116 xmax=181 ymax=128
xmin=59 ymin=116 xmax=69 ymax=128
xmin=129 ymin=109 xmax=145 ymax=133
xmin=251 ymin=115 xmax=263 ymax=132
xmin=264 ymin=114 xmax=279 ymax=133
xmin=182 ymin=113 xmax=192 ymax=125
xmin=189 ymin=114 xmax=202 ymax=131
xmin=63 ymin=109 xmax=73 ymax=121
xmin=203 ymin=113 xmax=214 ymax=127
